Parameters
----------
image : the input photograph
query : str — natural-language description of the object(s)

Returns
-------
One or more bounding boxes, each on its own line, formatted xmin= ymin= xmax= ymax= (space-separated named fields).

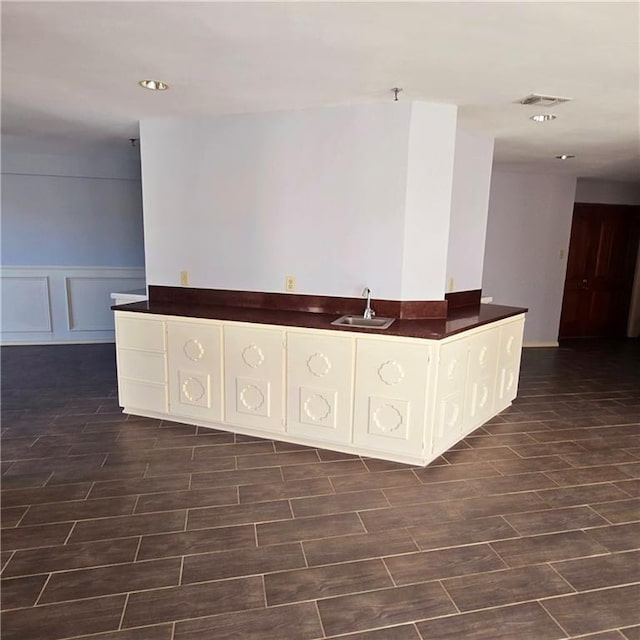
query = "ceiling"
xmin=2 ymin=1 xmax=639 ymax=181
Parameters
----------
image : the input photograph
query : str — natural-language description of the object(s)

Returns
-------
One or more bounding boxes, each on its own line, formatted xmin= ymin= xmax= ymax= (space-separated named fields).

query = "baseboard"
xmin=1 ymin=339 xmax=116 ymax=346
xmin=523 ymin=341 xmax=559 ymax=348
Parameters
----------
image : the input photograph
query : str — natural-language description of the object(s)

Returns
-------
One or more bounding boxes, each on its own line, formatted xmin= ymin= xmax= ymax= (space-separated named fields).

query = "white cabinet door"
xmin=286 ymin=332 xmax=355 ymax=444
xmin=495 ymin=316 xmax=525 ymax=410
xmin=115 ymin=312 xmax=167 ymax=413
xmin=432 ymin=336 xmax=469 ymax=456
xmin=167 ymin=320 xmax=223 ymax=422
xmin=224 ymin=325 xmax=285 ymax=432
xmin=465 ymin=328 xmax=500 ymax=429
xmin=353 ymin=339 xmax=431 ymax=456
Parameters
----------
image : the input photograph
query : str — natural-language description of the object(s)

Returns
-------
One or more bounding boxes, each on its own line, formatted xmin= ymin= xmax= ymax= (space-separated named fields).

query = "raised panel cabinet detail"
xmin=115 ymin=312 xmax=168 ymax=414
xmin=465 ymin=328 xmax=500 ymax=428
xmin=224 ymin=325 xmax=284 ymax=432
xmin=496 ymin=317 xmax=525 ymax=410
xmin=353 ymin=340 xmax=430 ymax=456
xmin=286 ymin=332 xmax=354 ymax=444
xmin=432 ymin=336 xmax=469 ymax=456
xmin=167 ymin=321 xmax=223 ymax=422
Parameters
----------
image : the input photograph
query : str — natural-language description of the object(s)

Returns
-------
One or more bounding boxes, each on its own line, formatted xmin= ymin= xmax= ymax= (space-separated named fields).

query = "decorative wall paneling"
xmin=1 ymin=266 xmax=145 ymax=344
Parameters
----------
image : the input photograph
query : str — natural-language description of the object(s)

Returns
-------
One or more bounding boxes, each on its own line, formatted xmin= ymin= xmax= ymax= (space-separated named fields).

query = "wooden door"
xmin=559 ymin=204 xmax=640 ymax=338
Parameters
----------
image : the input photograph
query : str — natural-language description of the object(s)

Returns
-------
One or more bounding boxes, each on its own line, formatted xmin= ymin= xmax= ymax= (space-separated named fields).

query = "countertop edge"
xmin=112 ymin=300 xmax=527 ymax=340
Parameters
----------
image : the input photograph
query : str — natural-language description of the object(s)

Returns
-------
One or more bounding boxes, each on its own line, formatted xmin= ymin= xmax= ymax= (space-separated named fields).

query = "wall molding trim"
xmin=1 ymin=266 xmax=145 ymax=345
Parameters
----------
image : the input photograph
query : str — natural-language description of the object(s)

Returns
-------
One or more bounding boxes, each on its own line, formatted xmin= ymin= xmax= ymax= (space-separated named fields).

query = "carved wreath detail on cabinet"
xmin=181 ymin=376 xmax=205 ymax=402
xmin=303 ymin=394 xmax=332 ymax=421
xmin=373 ymin=403 xmax=403 ymax=432
xmin=183 ymin=338 xmax=205 ymax=362
xmin=240 ymin=384 xmax=265 ymax=411
xmin=242 ymin=345 xmax=265 ymax=368
xmin=306 ymin=352 xmax=331 ymax=378
xmin=505 ymin=335 xmax=515 ymax=355
xmin=377 ymin=360 xmax=405 ymax=386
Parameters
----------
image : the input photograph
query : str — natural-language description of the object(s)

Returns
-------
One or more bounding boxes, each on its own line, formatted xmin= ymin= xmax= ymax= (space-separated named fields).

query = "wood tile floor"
xmin=1 ymin=340 xmax=639 ymax=640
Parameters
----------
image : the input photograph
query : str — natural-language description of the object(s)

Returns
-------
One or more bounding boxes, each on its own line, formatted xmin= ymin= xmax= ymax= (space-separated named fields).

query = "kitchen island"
xmin=113 ymin=286 xmax=526 ymax=466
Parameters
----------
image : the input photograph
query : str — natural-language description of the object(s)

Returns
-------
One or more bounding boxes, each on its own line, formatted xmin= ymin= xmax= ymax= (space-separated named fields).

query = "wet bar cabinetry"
xmin=114 ymin=311 xmax=524 ymax=466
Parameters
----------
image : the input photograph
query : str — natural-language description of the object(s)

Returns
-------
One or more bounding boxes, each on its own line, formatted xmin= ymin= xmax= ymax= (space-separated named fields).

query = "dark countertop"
xmin=112 ymin=300 xmax=527 ymax=340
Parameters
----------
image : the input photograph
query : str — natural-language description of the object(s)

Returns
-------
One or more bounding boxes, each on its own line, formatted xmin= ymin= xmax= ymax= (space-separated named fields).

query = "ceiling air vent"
xmin=518 ymin=93 xmax=572 ymax=107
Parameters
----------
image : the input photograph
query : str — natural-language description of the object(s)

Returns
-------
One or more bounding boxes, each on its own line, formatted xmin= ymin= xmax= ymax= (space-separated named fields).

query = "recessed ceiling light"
xmin=530 ymin=114 xmax=557 ymax=123
xmin=555 ymin=154 xmax=575 ymax=160
xmin=138 ymin=79 xmax=169 ymax=91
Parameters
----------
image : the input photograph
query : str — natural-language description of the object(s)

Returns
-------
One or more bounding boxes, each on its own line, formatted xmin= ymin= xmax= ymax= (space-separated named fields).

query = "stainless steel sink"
xmin=331 ymin=315 xmax=396 ymax=330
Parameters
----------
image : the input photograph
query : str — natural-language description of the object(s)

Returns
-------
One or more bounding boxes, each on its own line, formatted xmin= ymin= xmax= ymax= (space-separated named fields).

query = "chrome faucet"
xmin=362 ymin=287 xmax=375 ymax=320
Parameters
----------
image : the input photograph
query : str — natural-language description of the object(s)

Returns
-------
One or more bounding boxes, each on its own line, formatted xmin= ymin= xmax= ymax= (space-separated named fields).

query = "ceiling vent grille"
xmin=518 ymin=93 xmax=572 ymax=107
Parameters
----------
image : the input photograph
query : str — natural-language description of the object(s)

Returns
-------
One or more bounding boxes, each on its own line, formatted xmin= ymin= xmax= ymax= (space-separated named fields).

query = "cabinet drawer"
xmin=116 ymin=315 xmax=165 ymax=352
xmin=119 ymin=379 xmax=168 ymax=413
xmin=118 ymin=349 xmax=166 ymax=384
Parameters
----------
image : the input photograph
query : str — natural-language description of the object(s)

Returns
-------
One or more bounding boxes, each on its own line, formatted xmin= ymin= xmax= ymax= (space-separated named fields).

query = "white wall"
xmin=1 ymin=138 xmax=145 ymax=343
xmin=483 ymin=170 xmax=577 ymax=346
xmin=401 ymin=102 xmax=457 ymax=300
xmin=141 ymin=102 xmax=470 ymax=301
xmin=1 ymin=141 xmax=145 ymax=267
xmin=446 ymin=128 xmax=495 ymax=293
xmin=575 ymin=179 xmax=640 ymax=205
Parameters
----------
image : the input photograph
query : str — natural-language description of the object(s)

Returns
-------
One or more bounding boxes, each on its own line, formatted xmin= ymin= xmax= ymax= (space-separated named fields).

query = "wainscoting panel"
xmin=0 ymin=275 xmax=52 ymax=333
xmin=1 ymin=266 xmax=145 ymax=344
xmin=66 ymin=276 xmax=146 ymax=332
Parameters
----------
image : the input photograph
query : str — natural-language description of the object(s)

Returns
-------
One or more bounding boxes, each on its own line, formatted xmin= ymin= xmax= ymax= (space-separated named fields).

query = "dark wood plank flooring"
xmin=1 ymin=340 xmax=639 ymax=639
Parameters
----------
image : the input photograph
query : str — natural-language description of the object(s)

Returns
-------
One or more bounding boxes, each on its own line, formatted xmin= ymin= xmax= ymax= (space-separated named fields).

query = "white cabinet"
xmin=115 ymin=310 xmax=525 ymax=467
xmin=167 ymin=320 xmax=223 ymax=422
xmin=353 ymin=339 xmax=431 ymax=457
xmin=115 ymin=313 xmax=168 ymax=413
xmin=286 ymin=332 xmax=354 ymax=444
xmin=495 ymin=316 xmax=525 ymax=410
xmin=432 ymin=335 xmax=469 ymax=456
xmin=465 ymin=328 xmax=500 ymax=428
xmin=223 ymin=324 xmax=285 ymax=432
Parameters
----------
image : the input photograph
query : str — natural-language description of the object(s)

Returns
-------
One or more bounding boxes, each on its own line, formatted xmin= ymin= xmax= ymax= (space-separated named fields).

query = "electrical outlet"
xmin=285 ymin=275 xmax=296 ymax=292
xmin=448 ymin=277 xmax=455 ymax=292
xmin=559 ymin=249 xmax=565 ymax=259
xmin=180 ymin=271 xmax=189 ymax=286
